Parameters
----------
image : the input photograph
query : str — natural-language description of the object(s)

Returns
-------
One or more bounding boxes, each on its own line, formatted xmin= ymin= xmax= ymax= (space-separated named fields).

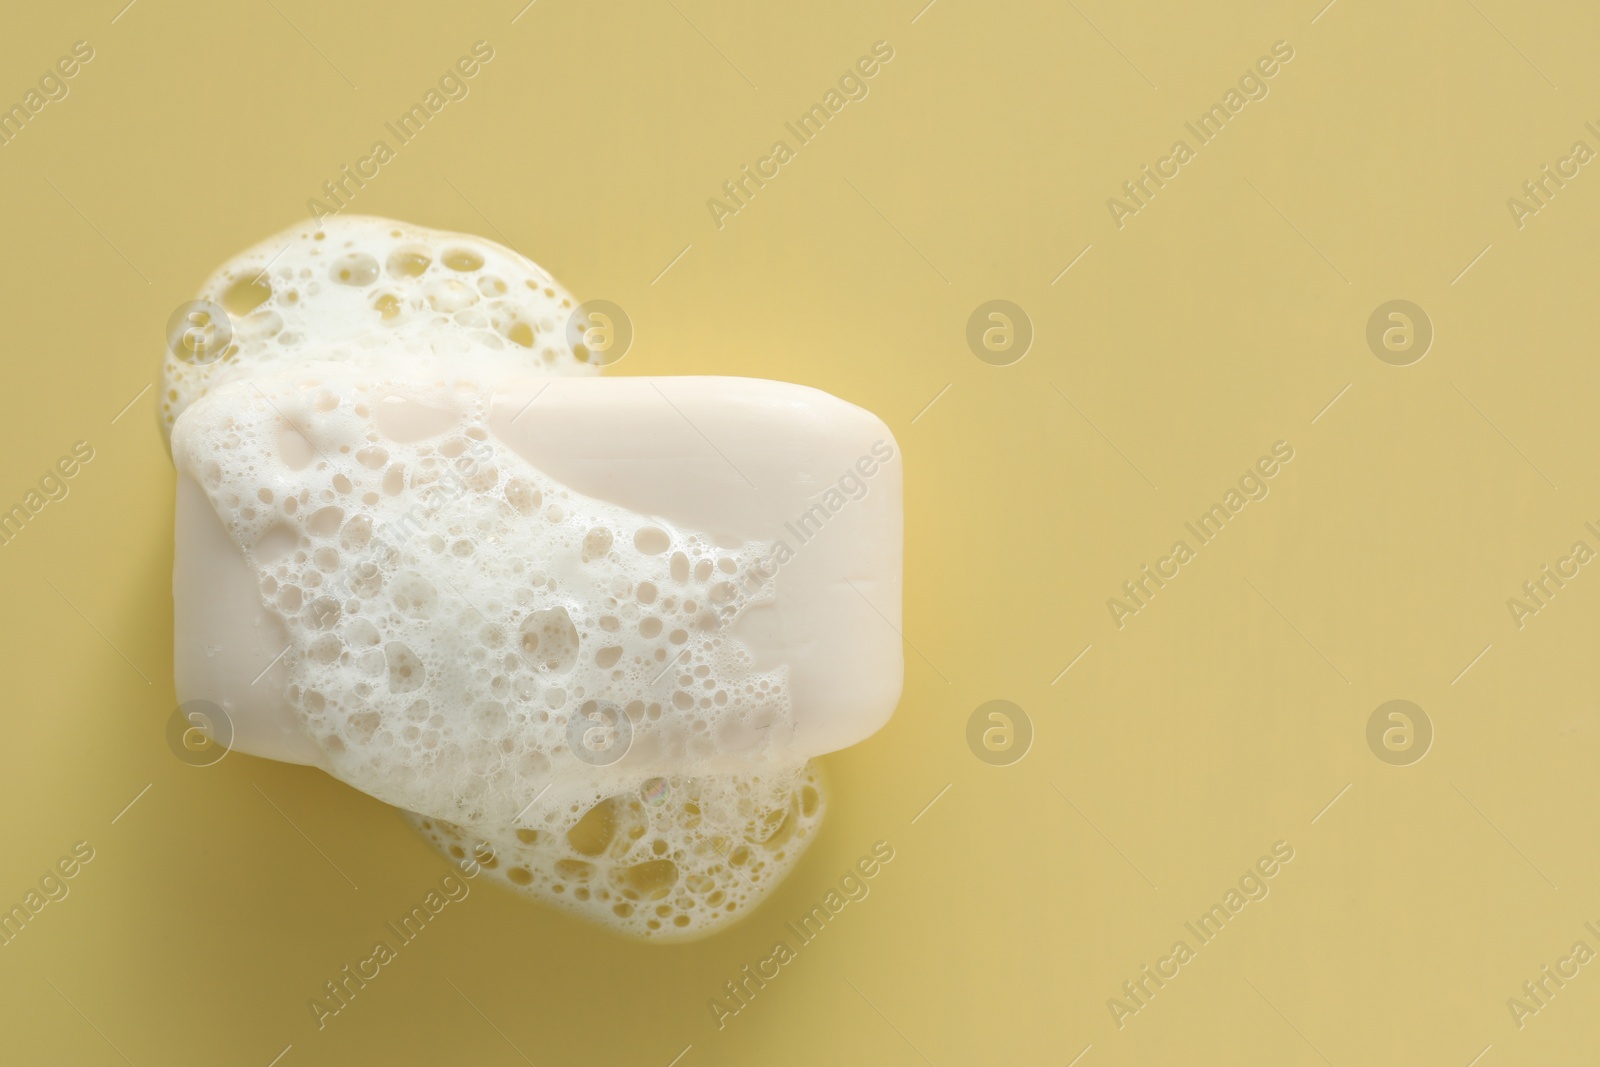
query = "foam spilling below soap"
xmin=167 ymin=216 xmax=825 ymax=939
xmin=414 ymin=764 xmax=824 ymax=939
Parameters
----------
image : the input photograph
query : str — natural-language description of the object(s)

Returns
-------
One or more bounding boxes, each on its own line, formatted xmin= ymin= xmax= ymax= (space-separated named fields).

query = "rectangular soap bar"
xmin=173 ymin=374 xmax=903 ymax=769
xmin=165 ymin=215 xmax=899 ymax=940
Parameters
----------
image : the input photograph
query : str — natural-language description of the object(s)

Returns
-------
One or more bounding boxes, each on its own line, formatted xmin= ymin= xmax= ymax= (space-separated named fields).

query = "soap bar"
xmin=173 ymin=373 xmax=904 ymax=769
xmin=166 ymin=214 xmax=904 ymax=939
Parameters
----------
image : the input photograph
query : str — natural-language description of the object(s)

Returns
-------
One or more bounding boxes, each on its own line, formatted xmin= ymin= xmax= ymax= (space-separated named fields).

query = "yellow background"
xmin=3 ymin=0 xmax=1599 ymax=1063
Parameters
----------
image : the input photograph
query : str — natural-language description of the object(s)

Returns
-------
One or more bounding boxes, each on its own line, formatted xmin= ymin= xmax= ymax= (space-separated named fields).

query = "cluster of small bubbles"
xmin=409 ymin=761 xmax=825 ymax=939
xmin=161 ymin=215 xmax=600 ymax=434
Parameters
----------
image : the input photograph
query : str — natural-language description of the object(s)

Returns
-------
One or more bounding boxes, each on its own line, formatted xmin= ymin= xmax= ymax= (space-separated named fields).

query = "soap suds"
xmin=167 ymin=216 xmax=823 ymax=940
xmin=414 ymin=765 xmax=824 ymax=938
xmin=161 ymin=216 xmax=599 ymax=435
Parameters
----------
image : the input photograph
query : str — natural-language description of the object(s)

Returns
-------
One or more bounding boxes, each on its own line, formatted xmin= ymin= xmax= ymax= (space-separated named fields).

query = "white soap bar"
xmin=173 ymin=373 xmax=904 ymax=769
xmin=166 ymin=214 xmax=903 ymax=940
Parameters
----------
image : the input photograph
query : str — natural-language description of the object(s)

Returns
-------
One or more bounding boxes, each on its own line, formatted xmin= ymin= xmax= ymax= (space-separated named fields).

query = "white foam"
xmin=167 ymin=216 xmax=824 ymax=940
xmin=161 ymin=216 xmax=598 ymax=435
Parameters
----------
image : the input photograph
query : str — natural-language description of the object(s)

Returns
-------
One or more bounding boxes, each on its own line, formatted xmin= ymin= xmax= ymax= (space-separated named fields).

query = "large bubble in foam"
xmin=167 ymin=216 xmax=833 ymax=941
